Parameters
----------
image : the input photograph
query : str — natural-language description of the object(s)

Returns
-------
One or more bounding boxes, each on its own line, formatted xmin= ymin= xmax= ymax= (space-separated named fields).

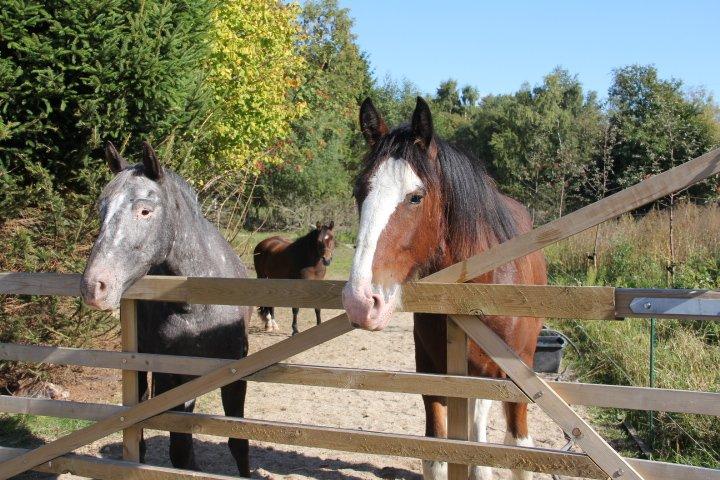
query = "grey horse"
xmin=80 ymin=141 xmax=250 ymax=475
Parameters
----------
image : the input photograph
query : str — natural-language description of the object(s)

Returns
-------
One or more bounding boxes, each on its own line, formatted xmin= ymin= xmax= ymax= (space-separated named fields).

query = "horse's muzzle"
xmin=80 ymin=268 xmax=121 ymax=311
xmin=322 ymin=257 xmax=333 ymax=266
xmin=342 ymin=280 xmax=396 ymax=331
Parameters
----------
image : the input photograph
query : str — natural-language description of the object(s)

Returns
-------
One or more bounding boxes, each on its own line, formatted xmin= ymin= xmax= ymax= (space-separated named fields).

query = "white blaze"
xmin=349 ymin=157 xmax=423 ymax=286
xmin=96 ymin=193 xmax=127 ymax=247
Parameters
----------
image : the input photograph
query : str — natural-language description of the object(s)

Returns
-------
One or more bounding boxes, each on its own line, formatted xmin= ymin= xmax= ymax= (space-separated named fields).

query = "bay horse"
xmin=253 ymin=222 xmax=335 ymax=334
xmin=342 ymin=98 xmax=547 ymax=480
xmin=81 ymin=141 xmax=251 ymax=475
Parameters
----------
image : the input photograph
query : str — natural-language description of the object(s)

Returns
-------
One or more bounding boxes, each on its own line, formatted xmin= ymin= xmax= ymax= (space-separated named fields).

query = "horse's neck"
xmin=291 ymin=232 xmax=320 ymax=267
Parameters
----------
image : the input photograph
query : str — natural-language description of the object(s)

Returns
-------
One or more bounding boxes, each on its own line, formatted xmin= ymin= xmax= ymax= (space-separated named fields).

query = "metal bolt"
xmin=644 ymin=302 xmax=652 ymax=310
xmin=532 ymin=391 xmax=543 ymax=401
xmin=120 ymin=416 xmax=125 ymax=422
xmin=571 ymin=427 xmax=582 ymax=437
xmin=122 ymin=358 xmax=127 ymax=364
xmin=613 ymin=468 xmax=624 ymax=478
xmin=47 ymin=461 xmax=52 ymax=468
xmin=231 ymin=368 xmax=237 ymax=374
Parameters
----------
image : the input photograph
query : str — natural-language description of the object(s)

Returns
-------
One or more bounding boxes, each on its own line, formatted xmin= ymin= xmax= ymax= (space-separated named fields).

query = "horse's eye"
xmin=409 ymin=194 xmax=423 ymax=205
xmin=141 ymin=209 xmax=151 ymax=217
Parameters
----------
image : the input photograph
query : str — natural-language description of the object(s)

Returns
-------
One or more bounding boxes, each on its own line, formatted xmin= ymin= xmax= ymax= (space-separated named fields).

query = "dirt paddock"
xmin=19 ymin=306 xmax=589 ymax=480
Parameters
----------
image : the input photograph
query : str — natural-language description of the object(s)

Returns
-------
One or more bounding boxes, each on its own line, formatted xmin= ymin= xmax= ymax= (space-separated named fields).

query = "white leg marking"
xmin=422 ymin=460 xmax=447 ymax=480
xmin=504 ymin=431 xmax=534 ymax=480
xmin=262 ymin=312 xmax=273 ymax=332
xmin=468 ymin=399 xmax=493 ymax=480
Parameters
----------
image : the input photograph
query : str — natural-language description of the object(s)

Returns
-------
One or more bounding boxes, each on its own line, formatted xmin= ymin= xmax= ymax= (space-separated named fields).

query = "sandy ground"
xmin=16 ymin=307 xmax=591 ymax=480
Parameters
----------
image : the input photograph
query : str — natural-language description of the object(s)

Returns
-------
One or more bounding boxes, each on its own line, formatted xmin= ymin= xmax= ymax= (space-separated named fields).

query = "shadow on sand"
xmin=100 ymin=433 xmax=421 ymax=479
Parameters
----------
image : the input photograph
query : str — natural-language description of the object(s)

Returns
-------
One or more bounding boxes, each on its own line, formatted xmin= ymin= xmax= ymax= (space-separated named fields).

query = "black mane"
xmin=356 ymin=125 xmax=518 ymax=255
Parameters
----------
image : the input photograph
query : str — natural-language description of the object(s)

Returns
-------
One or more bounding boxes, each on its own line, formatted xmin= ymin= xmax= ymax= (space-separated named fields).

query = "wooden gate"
xmin=1 ymin=147 xmax=720 ymax=479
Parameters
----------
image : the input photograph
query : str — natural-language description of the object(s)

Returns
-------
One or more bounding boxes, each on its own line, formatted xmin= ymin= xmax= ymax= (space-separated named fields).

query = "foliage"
xmin=435 ymin=79 xmax=462 ymax=114
xmin=461 ymin=85 xmax=479 ymax=108
xmin=254 ymin=0 xmax=373 ymax=228
xmin=199 ymin=0 xmax=306 ymax=175
xmin=368 ymin=76 xmax=421 ymax=127
xmin=455 ymin=68 xmax=604 ymax=221
xmin=0 ymin=0 xmax=214 ymax=195
xmin=608 ymin=65 xmax=720 ymax=194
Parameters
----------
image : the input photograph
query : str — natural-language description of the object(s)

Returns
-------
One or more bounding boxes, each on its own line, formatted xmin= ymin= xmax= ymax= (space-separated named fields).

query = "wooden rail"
xmin=6 ymin=272 xmax=720 ymax=322
xmin=0 ymin=446 xmax=243 ymax=480
xmin=2 ymin=343 xmax=719 ymax=416
xmin=1 ymin=272 xmax=617 ymax=319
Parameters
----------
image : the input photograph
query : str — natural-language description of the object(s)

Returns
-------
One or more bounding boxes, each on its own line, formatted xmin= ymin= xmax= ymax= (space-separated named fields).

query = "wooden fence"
xmin=1 ymin=147 xmax=720 ymax=480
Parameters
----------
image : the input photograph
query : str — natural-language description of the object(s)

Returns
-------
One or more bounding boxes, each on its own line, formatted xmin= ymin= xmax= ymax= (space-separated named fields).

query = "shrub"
xmin=0 ymin=0 xmax=214 ymax=196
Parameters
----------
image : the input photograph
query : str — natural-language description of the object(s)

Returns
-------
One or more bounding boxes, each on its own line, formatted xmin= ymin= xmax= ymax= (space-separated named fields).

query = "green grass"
xmin=545 ymin=204 xmax=720 ymax=467
xmin=0 ymin=414 xmax=92 ymax=448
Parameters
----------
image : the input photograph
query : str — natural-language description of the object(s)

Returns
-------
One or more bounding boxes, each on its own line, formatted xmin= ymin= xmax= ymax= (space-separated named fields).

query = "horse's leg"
xmin=270 ymin=306 xmax=278 ymax=331
xmin=221 ymin=380 xmax=250 ymax=476
xmin=503 ymin=401 xmax=533 ymax=480
xmin=153 ymin=373 xmax=199 ymax=470
xmin=414 ymin=314 xmax=448 ymax=480
xmin=291 ymin=307 xmax=299 ymax=335
xmin=315 ymin=308 xmax=321 ymax=325
xmin=466 ymin=341 xmax=498 ymax=480
xmin=137 ymin=371 xmax=149 ymax=463
xmin=421 ymin=394 xmax=447 ymax=479
xmin=468 ymin=398 xmax=493 ymax=480
xmin=259 ymin=307 xmax=272 ymax=332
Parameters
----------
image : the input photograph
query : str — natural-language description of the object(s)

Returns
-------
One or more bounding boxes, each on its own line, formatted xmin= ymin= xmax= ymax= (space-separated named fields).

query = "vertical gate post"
xmin=120 ymin=299 xmax=141 ymax=462
xmin=447 ymin=318 xmax=470 ymax=480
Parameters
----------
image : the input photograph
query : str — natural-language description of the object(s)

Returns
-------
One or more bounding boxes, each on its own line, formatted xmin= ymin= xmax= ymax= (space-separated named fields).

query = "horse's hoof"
xmin=264 ymin=324 xmax=273 ymax=332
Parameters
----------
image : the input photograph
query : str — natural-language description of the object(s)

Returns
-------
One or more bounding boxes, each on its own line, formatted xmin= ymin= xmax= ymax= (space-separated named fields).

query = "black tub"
xmin=533 ymin=329 xmax=567 ymax=373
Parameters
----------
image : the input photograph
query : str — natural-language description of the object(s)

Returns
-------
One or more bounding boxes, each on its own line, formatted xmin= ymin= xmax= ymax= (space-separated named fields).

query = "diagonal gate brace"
xmin=452 ymin=314 xmax=643 ymax=480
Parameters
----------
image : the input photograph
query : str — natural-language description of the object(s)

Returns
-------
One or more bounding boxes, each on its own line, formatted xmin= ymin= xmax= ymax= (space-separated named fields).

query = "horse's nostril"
xmin=98 ymin=281 xmax=107 ymax=292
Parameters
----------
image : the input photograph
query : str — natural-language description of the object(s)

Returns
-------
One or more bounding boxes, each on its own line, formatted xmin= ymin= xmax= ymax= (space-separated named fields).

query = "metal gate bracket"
xmin=630 ymin=297 xmax=720 ymax=317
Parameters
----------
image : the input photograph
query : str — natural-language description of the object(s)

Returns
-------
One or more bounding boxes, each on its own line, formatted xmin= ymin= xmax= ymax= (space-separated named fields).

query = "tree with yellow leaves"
xmin=202 ymin=0 xmax=307 ymax=174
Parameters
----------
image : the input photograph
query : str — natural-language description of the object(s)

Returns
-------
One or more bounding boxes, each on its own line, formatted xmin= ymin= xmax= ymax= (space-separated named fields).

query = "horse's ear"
xmin=411 ymin=96 xmax=434 ymax=148
xmin=359 ymin=98 xmax=388 ymax=147
xmin=327 ymin=220 xmax=334 ymax=230
xmin=316 ymin=221 xmax=322 ymax=230
xmin=141 ymin=141 xmax=163 ymax=181
xmin=105 ymin=141 xmax=129 ymax=174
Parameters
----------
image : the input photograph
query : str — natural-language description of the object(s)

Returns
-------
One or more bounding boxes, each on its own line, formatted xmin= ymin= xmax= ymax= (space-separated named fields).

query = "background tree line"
xmin=3 ymin=0 xmax=719 ymax=233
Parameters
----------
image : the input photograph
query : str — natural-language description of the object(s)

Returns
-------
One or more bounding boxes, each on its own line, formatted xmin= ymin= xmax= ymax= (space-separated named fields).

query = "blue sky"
xmin=338 ymin=1 xmax=719 ymax=99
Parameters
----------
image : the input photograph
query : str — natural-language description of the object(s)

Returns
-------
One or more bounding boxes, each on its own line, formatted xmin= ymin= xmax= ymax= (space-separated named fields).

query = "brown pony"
xmin=254 ymin=222 xmax=336 ymax=334
xmin=342 ymin=98 xmax=547 ymax=480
